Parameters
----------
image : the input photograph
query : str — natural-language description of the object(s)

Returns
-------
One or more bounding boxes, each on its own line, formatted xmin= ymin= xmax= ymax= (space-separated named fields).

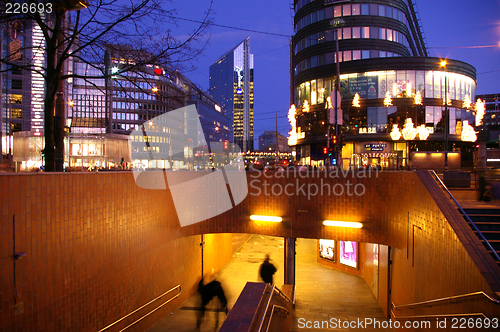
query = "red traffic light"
xmin=323 ymin=147 xmax=328 ymax=154
xmin=332 ymin=135 xmax=337 ymax=144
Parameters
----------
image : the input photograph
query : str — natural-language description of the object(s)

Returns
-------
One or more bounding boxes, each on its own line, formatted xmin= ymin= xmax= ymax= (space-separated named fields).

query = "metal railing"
xmin=264 ymin=305 xmax=290 ymax=332
xmin=98 ymin=285 xmax=181 ymax=332
xmin=391 ymin=310 xmax=490 ymax=321
xmin=392 ymin=291 xmax=500 ymax=312
xmin=256 ymin=284 xmax=294 ymax=332
xmin=430 ymin=170 xmax=500 ymax=262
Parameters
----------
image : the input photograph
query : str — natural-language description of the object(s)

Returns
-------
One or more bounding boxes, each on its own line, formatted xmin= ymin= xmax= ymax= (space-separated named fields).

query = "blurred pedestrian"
xmin=196 ymin=277 xmax=228 ymax=330
xmin=259 ymin=254 xmax=277 ymax=285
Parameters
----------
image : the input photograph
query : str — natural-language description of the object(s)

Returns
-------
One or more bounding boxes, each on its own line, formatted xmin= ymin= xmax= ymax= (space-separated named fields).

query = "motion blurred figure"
xmin=259 ymin=254 xmax=277 ymax=285
xmin=196 ymin=277 xmax=228 ymax=330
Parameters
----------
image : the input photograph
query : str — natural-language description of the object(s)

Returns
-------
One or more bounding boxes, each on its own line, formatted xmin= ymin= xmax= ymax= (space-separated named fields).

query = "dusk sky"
xmin=171 ymin=0 xmax=500 ymax=146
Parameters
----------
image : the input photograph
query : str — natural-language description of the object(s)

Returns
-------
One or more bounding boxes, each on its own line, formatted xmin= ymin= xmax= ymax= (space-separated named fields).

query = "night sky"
xmin=171 ymin=0 xmax=500 ymax=147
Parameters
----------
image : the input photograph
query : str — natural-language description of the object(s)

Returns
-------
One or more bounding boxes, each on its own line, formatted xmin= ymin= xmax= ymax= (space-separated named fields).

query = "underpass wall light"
xmin=250 ymin=215 xmax=283 ymax=222
xmin=323 ymin=220 xmax=363 ymax=228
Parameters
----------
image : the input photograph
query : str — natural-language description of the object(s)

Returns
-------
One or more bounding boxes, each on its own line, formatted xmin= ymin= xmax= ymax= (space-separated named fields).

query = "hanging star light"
xmin=461 ymin=120 xmax=477 ymax=142
xmin=475 ymin=98 xmax=485 ymax=126
xmin=417 ymin=124 xmax=429 ymax=140
xmin=384 ymin=91 xmax=393 ymax=107
xmin=414 ymin=91 xmax=423 ymax=105
xmin=287 ymin=105 xmax=298 ymax=146
xmin=390 ymin=124 xmax=401 ymax=140
xmin=352 ymin=93 xmax=361 ymax=108
xmin=302 ymin=99 xmax=310 ymax=113
xmin=325 ymin=96 xmax=333 ymax=109
xmin=462 ymin=94 xmax=471 ymax=109
xmin=402 ymin=118 xmax=418 ymax=140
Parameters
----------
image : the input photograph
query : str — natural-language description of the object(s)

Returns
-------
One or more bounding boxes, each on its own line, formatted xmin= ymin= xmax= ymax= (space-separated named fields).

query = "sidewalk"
xmin=147 ymin=235 xmax=390 ymax=332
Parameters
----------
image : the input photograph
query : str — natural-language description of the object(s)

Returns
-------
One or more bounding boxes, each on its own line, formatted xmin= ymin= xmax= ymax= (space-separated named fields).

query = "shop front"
xmin=350 ymin=141 xmax=399 ymax=170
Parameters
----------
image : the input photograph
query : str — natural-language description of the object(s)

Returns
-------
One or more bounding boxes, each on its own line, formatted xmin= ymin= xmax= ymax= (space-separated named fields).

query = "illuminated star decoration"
xmin=352 ymin=93 xmax=360 ymax=108
xmin=475 ymin=98 xmax=485 ymax=126
xmin=402 ymin=118 xmax=418 ymax=140
xmin=384 ymin=91 xmax=393 ymax=107
xmin=414 ymin=91 xmax=423 ymax=105
xmin=390 ymin=124 xmax=401 ymax=140
xmin=287 ymin=105 xmax=298 ymax=146
xmin=461 ymin=120 xmax=477 ymax=142
xmin=302 ymin=99 xmax=310 ymax=113
xmin=462 ymin=94 xmax=471 ymax=109
xmin=417 ymin=124 xmax=429 ymax=140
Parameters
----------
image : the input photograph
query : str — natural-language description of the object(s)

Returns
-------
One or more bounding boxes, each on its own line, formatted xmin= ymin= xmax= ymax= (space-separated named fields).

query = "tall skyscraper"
xmin=209 ymin=38 xmax=254 ymax=152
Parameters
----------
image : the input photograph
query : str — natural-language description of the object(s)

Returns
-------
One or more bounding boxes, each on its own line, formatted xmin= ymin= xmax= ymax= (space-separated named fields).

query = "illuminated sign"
xmin=330 ymin=18 xmax=345 ymax=27
xmin=319 ymin=239 xmax=335 ymax=261
xmin=340 ymin=241 xmax=357 ymax=269
xmin=358 ymin=127 xmax=376 ymax=134
xmin=236 ymin=88 xmax=243 ymax=95
xmin=31 ymin=19 xmax=45 ymax=134
xmin=365 ymin=143 xmax=387 ymax=152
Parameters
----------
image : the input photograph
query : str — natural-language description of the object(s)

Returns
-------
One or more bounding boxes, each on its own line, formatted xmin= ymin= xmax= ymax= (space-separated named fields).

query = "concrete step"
xmin=470 ymin=222 xmax=500 ymax=231
xmin=463 ymin=208 xmax=500 ymax=215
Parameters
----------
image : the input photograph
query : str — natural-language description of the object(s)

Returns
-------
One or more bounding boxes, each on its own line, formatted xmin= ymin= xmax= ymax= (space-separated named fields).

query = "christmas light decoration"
xmin=384 ymin=91 xmax=393 ymax=107
xmin=390 ymin=124 xmax=401 ymax=140
xmin=402 ymin=118 xmax=418 ymax=140
xmin=352 ymin=93 xmax=360 ymax=108
xmin=417 ymin=124 xmax=429 ymax=140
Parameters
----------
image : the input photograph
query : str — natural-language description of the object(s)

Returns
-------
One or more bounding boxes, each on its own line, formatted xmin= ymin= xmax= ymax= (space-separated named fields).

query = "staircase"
xmin=463 ymin=208 xmax=500 ymax=266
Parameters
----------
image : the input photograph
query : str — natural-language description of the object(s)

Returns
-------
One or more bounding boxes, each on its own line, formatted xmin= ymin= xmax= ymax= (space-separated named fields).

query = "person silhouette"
xmin=196 ymin=277 xmax=228 ymax=330
xmin=259 ymin=254 xmax=277 ymax=285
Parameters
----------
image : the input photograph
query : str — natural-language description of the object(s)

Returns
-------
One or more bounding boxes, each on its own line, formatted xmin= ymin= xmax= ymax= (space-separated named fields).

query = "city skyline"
xmin=172 ymin=0 xmax=500 ymax=146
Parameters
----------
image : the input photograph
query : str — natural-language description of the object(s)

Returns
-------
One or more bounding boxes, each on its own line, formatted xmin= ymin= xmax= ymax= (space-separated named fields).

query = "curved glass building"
xmin=291 ymin=0 xmax=477 ymax=170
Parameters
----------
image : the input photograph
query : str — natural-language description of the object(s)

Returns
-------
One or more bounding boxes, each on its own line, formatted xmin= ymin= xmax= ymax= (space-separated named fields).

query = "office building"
xmin=259 ymin=131 xmax=291 ymax=152
xmin=209 ymin=37 xmax=254 ymax=152
xmin=291 ymin=0 xmax=477 ymax=170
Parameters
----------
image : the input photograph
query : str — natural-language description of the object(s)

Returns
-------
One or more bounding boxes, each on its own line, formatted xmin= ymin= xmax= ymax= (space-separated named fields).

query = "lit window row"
xmin=295 ymin=27 xmax=409 ymax=54
xmin=295 ymin=3 xmax=407 ymax=33
xmin=295 ymin=70 xmax=475 ymax=107
xmin=295 ymin=50 xmax=403 ymax=74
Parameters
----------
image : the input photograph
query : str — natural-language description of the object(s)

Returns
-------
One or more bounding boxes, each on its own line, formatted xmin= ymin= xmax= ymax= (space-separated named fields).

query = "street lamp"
xmin=440 ymin=60 xmax=449 ymax=170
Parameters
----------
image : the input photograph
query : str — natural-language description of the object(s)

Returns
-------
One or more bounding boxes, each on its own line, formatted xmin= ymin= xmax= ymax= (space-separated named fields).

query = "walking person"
xmin=196 ymin=277 xmax=228 ymax=330
xmin=259 ymin=254 xmax=277 ymax=285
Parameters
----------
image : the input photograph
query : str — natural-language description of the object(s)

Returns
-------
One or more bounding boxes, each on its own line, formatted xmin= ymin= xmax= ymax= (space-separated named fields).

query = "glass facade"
xmin=210 ymin=38 xmax=254 ymax=152
xmin=295 ymin=70 xmax=475 ymax=106
xmin=292 ymin=0 xmax=477 ymax=168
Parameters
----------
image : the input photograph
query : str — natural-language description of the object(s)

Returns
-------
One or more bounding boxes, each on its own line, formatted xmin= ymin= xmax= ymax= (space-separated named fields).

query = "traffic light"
xmin=332 ymin=135 xmax=337 ymax=145
xmin=323 ymin=147 xmax=327 ymax=154
xmin=223 ymin=140 xmax=228 ymax=150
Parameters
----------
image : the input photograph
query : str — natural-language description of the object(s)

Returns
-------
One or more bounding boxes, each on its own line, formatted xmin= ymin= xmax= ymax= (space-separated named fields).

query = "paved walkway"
xmin=147 ymin=236 xmax=390 ymax=332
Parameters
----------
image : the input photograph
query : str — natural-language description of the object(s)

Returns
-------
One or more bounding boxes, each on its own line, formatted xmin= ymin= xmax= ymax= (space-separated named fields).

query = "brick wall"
xmin=0 ymin=172 xmax=236 ymax=332
xmin=2 ymin=170 xmax=500 ymax=331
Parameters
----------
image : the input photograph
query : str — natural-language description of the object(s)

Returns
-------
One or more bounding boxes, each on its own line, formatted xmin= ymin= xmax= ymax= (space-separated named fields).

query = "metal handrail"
xmin=391 ymin=310 xmax=490 ymax=321
xmin=256 ymin=284 xmax=294 ymax=332
xmin=275 ymin=285 xmax=294 ymax=304
xmin=256 ymin=285 xmax=276 ymax=332
xmin=392 ymin=291 xmax=500 ymax=311
xmin=98 ymin=285 xmax=181 ymax=332
xmin=430 ymin=171 xmax=500 ymax=262
xmin=264 ymin=305 xmax=290 ymax=332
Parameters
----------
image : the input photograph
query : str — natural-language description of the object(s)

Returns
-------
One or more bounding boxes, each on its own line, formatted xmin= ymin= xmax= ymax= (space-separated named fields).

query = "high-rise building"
xmin=291 ymin=0 xmax=477 ymax=170
xmin=209 ymin=37 xmax=254 ymax=152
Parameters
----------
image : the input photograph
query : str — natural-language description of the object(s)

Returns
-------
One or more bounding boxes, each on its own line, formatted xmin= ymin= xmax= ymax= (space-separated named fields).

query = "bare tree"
xmin=0 ymin=0 xmax=212 ymax=171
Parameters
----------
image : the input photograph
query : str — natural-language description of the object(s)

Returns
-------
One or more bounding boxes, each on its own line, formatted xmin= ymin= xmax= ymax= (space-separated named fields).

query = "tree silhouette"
xmin=1 ymin=0 xmax=213 ymax=171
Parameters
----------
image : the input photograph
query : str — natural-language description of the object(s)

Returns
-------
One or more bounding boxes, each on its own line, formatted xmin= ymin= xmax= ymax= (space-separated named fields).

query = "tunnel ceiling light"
xmin=323 ymin=220 xmax=363 ymax=228
xmin=250 ymin=215 xmax=282 ymax=222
